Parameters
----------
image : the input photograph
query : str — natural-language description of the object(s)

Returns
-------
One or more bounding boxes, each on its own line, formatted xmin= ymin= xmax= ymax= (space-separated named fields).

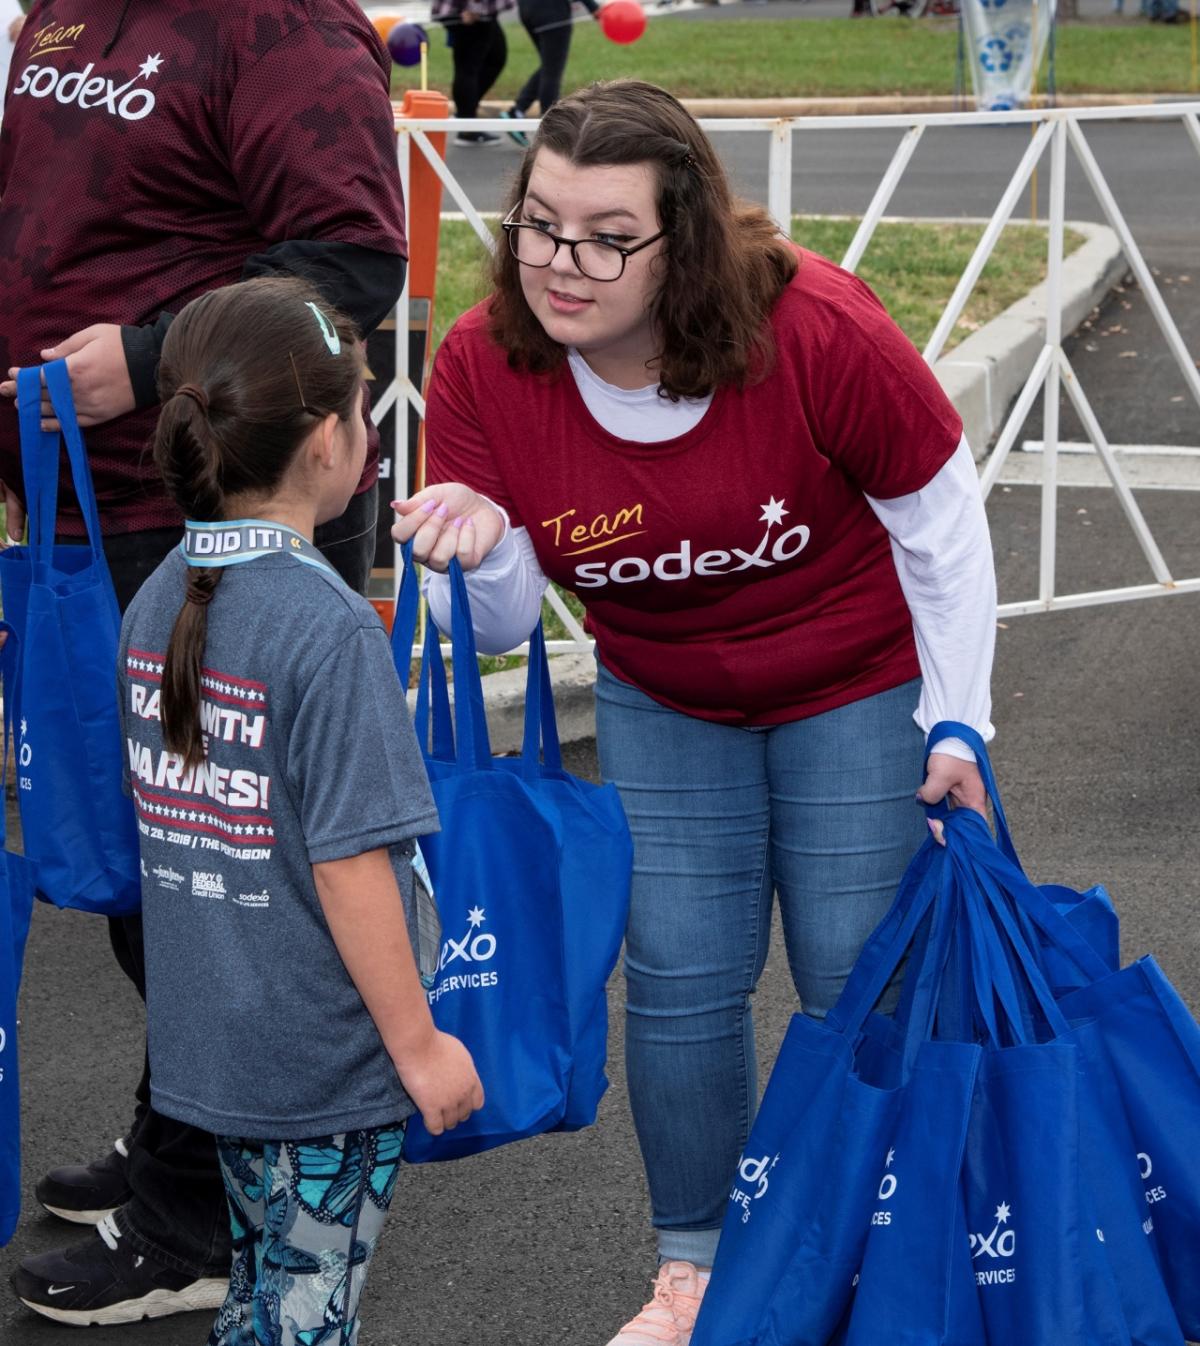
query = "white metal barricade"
xmin=383 ymin=102 xmax=1200 ymax=649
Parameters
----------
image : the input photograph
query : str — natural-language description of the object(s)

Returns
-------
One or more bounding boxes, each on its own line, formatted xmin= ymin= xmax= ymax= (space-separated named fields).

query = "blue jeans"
xmin=594 ymin=667 xmax=927 ymax=1267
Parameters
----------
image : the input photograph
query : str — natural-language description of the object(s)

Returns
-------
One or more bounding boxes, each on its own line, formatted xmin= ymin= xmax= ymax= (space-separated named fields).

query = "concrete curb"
xmin=461 ymin=222 xmax=1126 ymax=751
xmin=933 ymin=219 xmax=1126 ymax=457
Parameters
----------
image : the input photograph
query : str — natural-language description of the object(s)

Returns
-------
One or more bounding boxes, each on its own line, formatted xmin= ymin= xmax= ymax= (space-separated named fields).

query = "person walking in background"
xmin=1 ymin=0 xmax=407 ymax=1327
xmin=393 ymin=79 xmax=995 ymax=1346
xmin=432 ymin=0 xmax=516 ymax=145
xmin=500 ymin=0 xmax=600 ymax=147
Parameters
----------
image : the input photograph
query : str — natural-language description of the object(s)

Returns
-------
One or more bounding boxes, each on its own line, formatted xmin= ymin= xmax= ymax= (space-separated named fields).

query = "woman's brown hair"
xmin=488 ymin=79 xmax=798 ymax=399
xmin=153 ymin=277 xmax=362 ymax=767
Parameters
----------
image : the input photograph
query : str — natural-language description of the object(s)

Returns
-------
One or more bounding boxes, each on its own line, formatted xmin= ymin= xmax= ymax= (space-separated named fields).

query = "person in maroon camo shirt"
xmin=0 ymin=0 xmax=408 ymax=1327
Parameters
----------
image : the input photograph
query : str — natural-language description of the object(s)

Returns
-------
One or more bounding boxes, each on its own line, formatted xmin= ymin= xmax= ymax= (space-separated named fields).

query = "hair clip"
xmin=288 ymin=352 xmax=322 ymax=417
xmin=306 ymin=301 xmax=341 ymax=356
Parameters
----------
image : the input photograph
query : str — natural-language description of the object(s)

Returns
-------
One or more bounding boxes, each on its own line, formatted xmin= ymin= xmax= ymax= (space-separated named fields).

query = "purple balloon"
xmin=387 ymin=22 xmax=427 ymax=66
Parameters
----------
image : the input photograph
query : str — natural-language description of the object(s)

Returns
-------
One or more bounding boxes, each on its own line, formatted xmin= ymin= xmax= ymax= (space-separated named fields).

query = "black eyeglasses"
xmin=501 ymin=204 xmax=665 ymax=283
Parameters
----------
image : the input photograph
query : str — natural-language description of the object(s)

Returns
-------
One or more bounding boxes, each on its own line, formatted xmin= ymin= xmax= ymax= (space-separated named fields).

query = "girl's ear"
xmin=313 ymin=411 xmax=340 ymax=470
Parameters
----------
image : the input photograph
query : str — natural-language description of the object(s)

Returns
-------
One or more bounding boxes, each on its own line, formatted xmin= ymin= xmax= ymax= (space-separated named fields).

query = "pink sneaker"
xmin=607 ymin=1262 xmax=710 ymax=1346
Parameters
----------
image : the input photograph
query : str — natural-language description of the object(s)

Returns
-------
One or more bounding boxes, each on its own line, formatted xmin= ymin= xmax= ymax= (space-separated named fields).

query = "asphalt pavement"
xmin=4 ymin=487 xmax=1200 ymax=1346
xmin=4 ymin=22 xmax=1200 ymax=1343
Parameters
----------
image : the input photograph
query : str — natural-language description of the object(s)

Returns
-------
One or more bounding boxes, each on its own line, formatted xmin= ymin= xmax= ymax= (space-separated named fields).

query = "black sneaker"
xmin=453 ymin=130 xmax=501 ymax=146
xmin=10 ymin=1214 xmax=227 ymax=1326
xmin=36 ymin=1138 xmax=133 ymax=1225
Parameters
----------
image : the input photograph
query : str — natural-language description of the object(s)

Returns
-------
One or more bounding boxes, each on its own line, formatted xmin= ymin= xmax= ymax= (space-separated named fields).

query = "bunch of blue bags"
xmin=1 ymin=364 xmax=136 ymax=1248
xmin=0 ymin=362 xmax=140 ymax=917
xmin=694 ymin=721 xmax=1200 ymax=1346
xmin=391 ymin=548 xmax=632 ymax=1162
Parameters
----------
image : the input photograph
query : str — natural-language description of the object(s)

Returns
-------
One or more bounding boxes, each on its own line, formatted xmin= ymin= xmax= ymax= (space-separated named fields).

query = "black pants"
xmin=514 ymin=0 xmax=575 ymax=114
xmin=450 ymin=17 xmax=508 ymax=119
xmin=100 ymin=483 xmax=380 ymax=1277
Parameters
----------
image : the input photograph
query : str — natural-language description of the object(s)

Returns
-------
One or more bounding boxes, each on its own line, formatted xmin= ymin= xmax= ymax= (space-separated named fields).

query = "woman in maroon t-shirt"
xmin=394 ymin=80 xmax=995 ymax=1346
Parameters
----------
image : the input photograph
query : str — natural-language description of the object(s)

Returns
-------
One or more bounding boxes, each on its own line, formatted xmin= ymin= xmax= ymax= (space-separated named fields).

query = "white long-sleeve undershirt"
xmin=423 ymin=364 xmax=995 ymax=761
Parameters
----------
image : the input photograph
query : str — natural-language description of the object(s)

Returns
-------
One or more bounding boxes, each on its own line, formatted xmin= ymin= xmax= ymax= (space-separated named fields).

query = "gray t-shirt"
xmin=118 ymin=547 xmax=440 ymax=1140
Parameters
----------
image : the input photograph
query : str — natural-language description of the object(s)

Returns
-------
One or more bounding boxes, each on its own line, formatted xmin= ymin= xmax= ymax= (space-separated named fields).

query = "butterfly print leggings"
xmin=208 ymin=1126 xmax=405 ymax=1346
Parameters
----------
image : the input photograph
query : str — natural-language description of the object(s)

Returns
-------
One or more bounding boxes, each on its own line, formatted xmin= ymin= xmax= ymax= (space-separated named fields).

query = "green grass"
xmin=394 ymin=17 xmax=1198 ymax=101
xmin=431 ymin=214 xmax=1085 ymax=357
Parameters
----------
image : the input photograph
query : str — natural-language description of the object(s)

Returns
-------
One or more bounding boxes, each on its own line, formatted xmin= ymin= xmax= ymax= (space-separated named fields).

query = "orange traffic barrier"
xmin=370 ymin=89 xmax=450 ymax=631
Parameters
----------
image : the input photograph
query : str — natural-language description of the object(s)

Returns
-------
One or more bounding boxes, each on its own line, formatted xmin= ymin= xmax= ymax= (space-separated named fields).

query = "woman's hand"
xmin=391 ymin=485 xmax=506 ymax=573
xmin=916 ymin=753 xmax=986 ymax=845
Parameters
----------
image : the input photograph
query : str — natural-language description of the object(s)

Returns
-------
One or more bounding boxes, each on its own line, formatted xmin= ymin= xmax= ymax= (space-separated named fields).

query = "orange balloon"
xmin=372 ymin=15 xmax=401 ymax=42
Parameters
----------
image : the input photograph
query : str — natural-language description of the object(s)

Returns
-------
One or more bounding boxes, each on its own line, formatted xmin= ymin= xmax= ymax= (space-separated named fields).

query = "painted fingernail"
xmin=436 ymin=505 xmax=449 ymax=518
xmin=389 ymin=500 xmax=402 ymax=510
xmin=452 ymin=517 xmax=463 ymax=528
xmin=420 ymin=500 xmax=437 ymax=513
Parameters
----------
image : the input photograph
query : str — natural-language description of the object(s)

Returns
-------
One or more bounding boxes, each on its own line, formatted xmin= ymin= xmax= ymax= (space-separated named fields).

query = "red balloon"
xmin=599 ymin=0 xmax=647 ymax=44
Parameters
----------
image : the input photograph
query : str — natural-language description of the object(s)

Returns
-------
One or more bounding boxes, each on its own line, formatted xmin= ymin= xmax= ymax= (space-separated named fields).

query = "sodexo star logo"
xmin=871 ymin=1147 xmax=899 ymax=1227
xmin=428 ymin=906 xmax=499 ymax=1004
xmin=970 ymin=1201 xmax=1017 ymax=1287
xmin=13 ymin=52 xmax=164 ymax=122
xmin=17 ymin=717 xmax=32 ymax=793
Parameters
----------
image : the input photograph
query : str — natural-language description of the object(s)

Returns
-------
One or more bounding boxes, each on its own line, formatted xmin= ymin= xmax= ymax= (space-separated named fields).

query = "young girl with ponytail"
xmin=117 ymin=276 xmax=482 ymax=1346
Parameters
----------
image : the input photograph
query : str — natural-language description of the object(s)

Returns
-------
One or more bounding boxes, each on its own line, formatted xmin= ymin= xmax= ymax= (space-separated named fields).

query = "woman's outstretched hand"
xmin=917 ymin=753 xmax=987 ymax=846
xmin=391 ymin=485 xmax=506 ymax=573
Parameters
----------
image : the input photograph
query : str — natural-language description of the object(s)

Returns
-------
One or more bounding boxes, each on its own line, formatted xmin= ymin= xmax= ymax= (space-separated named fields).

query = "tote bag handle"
xmin=391 ymin=544 xmax=453 ymax=762
xmin=943 ymin=810 xmax=1083 ymax=1040
xmin=389 ymin=545 xmax=492 ymax=770
xmin=518 ymin=622 xmax=563 ymax=775
xmin=16 ymin=362 xmax=107 ymax=571
xmin=926 ymin=720 xmax=1021 ymax=868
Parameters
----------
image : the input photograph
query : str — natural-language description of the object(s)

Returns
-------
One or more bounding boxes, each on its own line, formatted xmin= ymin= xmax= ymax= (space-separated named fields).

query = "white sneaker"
xmin=606 ymin=1262 xmax=709 ymax=1346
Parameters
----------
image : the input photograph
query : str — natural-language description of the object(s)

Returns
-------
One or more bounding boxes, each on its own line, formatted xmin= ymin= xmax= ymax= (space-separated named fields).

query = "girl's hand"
xmin=916 ymin=754 xmax=986 ymax=846
xmin=395 ymin=1029 xmax=485 ymax=1135
xmin=391 ymin=485 xmax=506 ymax=573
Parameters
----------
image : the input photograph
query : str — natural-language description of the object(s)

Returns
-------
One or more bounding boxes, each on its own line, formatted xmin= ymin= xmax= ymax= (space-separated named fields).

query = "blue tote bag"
xmin=0 ymin=625 xmax=37 ymax=1247
xmin=0 ymin=363 xmax=139 ymax=916
xmin=929 ymin=724 xmax=1184 ymax=1346
xmin=392 ymin=551 xmax=631 ymax=1160
xmin=694 ymin=832 xmax=982 ymax=1346
xmin=957 ymin=805 xmax=1200 ymax=1341
xmin=495 ymin=621 xmax=632 ymax=1131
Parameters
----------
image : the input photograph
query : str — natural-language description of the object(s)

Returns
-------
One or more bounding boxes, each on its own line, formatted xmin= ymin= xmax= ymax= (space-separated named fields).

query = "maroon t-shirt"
xmin=0 ymin=0 xmax=406 ymax=534
xmin=427 ymin=251 xmax=963 ymax=726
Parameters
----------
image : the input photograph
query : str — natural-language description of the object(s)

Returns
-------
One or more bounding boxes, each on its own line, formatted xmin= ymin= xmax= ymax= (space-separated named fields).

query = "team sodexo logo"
xmin=569 ymin=498 xmax=811 ymax=589
xmin=13 ymin=52 xmax=164 ymax=122
xmin=729 ymin=1151 xmax=781 ymax=1225
xmin=428 ymin=907 xmax=498 ymax=1004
